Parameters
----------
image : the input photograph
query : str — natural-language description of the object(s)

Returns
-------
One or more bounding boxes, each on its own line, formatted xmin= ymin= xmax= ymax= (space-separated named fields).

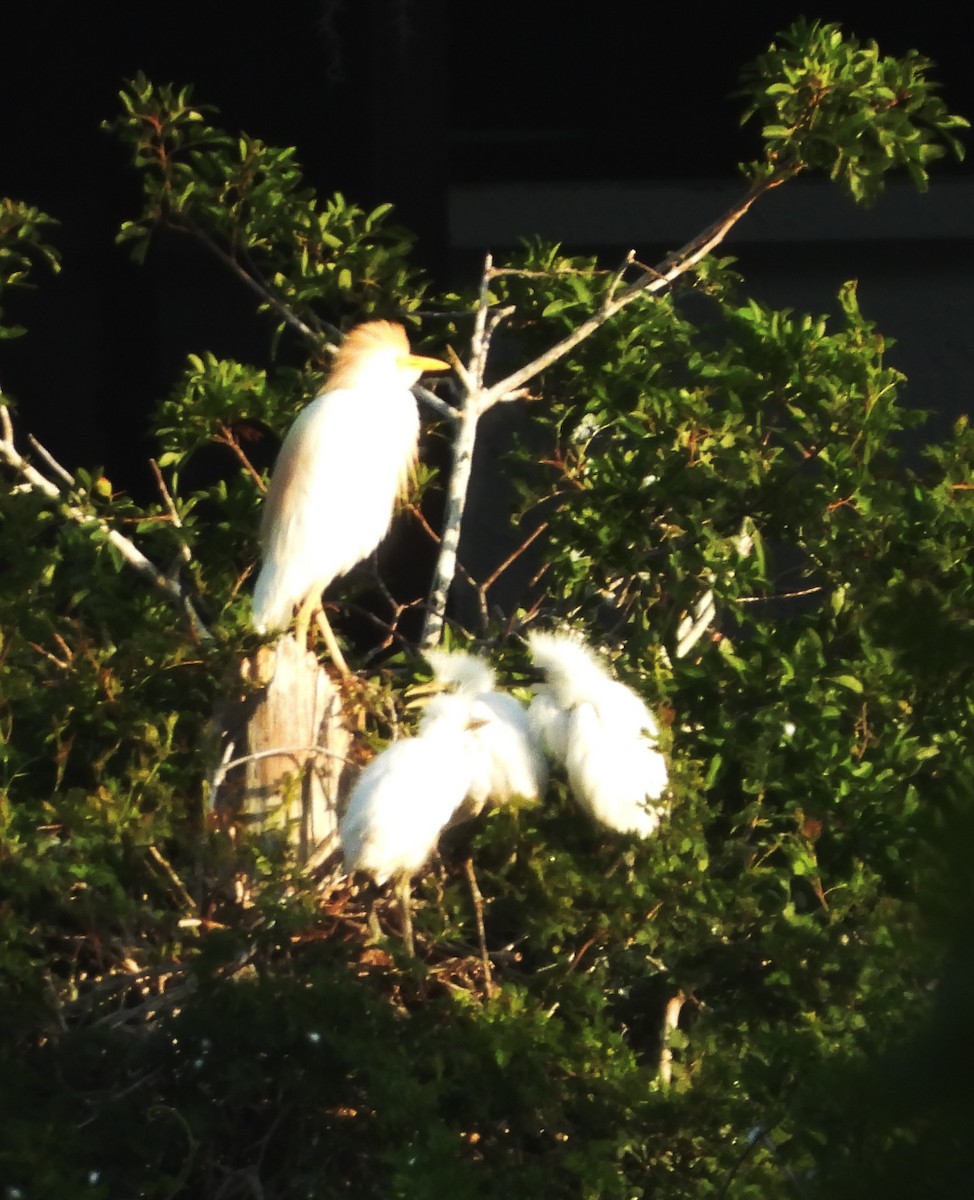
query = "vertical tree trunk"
xmin=216 ymin=636 xmax=351 ymax=864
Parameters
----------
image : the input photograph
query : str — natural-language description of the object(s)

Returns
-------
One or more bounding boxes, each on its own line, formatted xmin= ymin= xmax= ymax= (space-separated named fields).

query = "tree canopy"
xmin=1 ymin=20 xmax=972 ymax=1199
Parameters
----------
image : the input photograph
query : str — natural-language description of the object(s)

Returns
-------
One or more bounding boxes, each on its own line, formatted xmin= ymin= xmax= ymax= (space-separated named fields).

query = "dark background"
xmin=2 ymin=3 xmax=972 ymax=487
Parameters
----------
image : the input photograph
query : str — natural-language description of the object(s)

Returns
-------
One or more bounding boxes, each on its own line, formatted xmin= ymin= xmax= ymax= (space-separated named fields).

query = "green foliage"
xmin=3 ymin=23 xmax=973 ymax=1200
xmin=107 ymin=74 xmax=431 ymax=350
xmin=0 ymin=197 xmax=61 ymax=339
xmin=101 ymin=77 xmax=445 ymax=633
xmin=739 ymin=19 xmax=968 ymax=200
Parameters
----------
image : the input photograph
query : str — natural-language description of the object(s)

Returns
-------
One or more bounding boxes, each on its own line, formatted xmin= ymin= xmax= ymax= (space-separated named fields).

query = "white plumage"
xmin=525 ymin=685 xmax=571 ymax=766
xmin=527 ymin=630 xmax=668 ymax=838
xmin=252 ymin=320 xmax=448 ymax=635
xmin=423 ymin=648 xmax=548 ymax=818
xmin=339 ymin=692 xmax=482 ymax=885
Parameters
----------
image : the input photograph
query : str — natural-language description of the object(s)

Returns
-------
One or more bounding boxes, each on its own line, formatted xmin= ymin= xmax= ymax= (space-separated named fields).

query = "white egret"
xmin=252 ymin=320 xmax=449 ymax=665
xmin=423 ymin=648 xmax=548 ymax=821
xmin=527 ymin=630 xmax=668 ymax=838
xmin=338 ymin=691 xmax=484 ymax=953
xmin=413 ymin=647 xmax=547 ymax=981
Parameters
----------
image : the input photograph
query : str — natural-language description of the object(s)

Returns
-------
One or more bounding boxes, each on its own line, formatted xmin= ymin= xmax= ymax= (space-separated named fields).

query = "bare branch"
xmin=147 ymin=844 xmax=198 ymax=915
xmin=413 ymin=383 xmax=459 ymax=424
xmin=419 ymin=258 xmax=496 ymax=647
xmin=658 ymin=989 xmax=686 ymax=1087
xmin=481 ymin=521 xmax=549 ymax=594
xmin=444 ymin=343 xmax=476 ymax=394
xmin=479 ymin=171 xmax=788 ymax=410
xmin=1 ymin=401 xmax=211 ymax=642
xmin=468 ymin=521 xmax=551 ymax=632
xmin=172 ymin=214 xmax=337 ymax=348
xmin=675 ymin=523 xmax=756 ymax=660
xmin=1 ymin=403 xmax=58 ymax=499
xmin=675 ymin=591 xmax=718 ymax=660
xmin=420 ymin=404 xmax=479 ymax=648
xmin=470 ymin=252 xmax=494 ymax=390
xmin=27 ymin=433 xmax=75 ymax=487
xmin=488 ymin=265 xmax=610 ymax=280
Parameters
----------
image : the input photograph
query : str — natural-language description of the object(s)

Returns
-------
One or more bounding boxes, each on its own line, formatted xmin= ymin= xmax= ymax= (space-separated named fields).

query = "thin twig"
xmin=487 ymin=265 xmax=611 ymax=279
xmin=737 ymin=585 xmax=823 ymax=604
xmin=173 ymin=215 xmax=331 ymax=347
xmin=603 ymin=249 xmax=636 ymax=310
xmin=219 ymin=745 xmax=356 ymax=773
xmin=216 ymin=424 xmax=267 ymax=492
xmin=470 ymin=521 xmax=550 ymax=634
xmin=405 ymin=503 xmax=481 ymax=594
xmin=27 ymin=433 xmax=76 ymax=486
xmin=147 ymin=844 xmax=198 ymax=915
xmin=463 ymin=857 xmax=493 ymax=991
xmin=495 ymin=386 xmax=532 ymax=405
xmin=237 ymin=239 xmax=335 ymax=340
xmin=27 ymin=639 xmax=71 ymax=670
xmin=149 ymin=459 xmax=193 ymax=564
xmin=479 ymin=521 xmax=549 ymax=594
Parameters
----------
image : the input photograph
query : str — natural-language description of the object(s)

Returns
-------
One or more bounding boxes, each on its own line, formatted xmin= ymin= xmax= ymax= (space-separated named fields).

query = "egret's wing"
xmin=564 ymin=705 xmax=667 ymax=838
xmin=469 ymin=695 xmax=547 ymax=805
xmin=593 ymin=679 xmax=660 ymax=740
xmin=253 ymin=383 xmax=419 ymax=631
xmin=340 ymin=709 xmax=479 ymax=881
xmin=252 ymin=395 xmax=342 ymax=630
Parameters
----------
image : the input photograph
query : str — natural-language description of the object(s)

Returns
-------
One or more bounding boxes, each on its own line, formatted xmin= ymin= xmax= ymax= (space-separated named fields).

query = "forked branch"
xmin=421 ymin=170 xmax=791 ymax=645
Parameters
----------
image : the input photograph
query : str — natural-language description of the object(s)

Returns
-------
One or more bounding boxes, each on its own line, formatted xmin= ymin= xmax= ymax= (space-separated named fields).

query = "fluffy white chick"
xmin=339 ymin=692 xmax=482 ymax=886
xmin=423 ymin=648 xmax=548 ymax=820
xmin=527 ymin=630 xmax=668 ymax=838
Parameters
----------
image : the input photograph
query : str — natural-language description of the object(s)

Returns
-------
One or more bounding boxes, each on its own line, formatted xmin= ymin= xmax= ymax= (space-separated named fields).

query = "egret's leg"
xmin=394 ymin=874 xmax=415 ymax=957
xmin=366 ymin=897 xmax=383 ymax=943
xmin=314 ymin=607 xmax=351 ymax=678
xmin=463 ymin=857 xmax=492 ymax=988
xmin=293 ymin=593 xmax=318 ymax=650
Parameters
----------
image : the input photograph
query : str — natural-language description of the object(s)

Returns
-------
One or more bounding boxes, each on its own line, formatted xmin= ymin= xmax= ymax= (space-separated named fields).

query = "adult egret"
xmin=527 ymin=630 xmax=668 ymax=838
xmin=252 ymin=320 xmax=449 ymax=665
xmin=338 ymin=691 xmax=484 ymax=953
xmin=422 ymin=648 xmax=548 ymax=821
